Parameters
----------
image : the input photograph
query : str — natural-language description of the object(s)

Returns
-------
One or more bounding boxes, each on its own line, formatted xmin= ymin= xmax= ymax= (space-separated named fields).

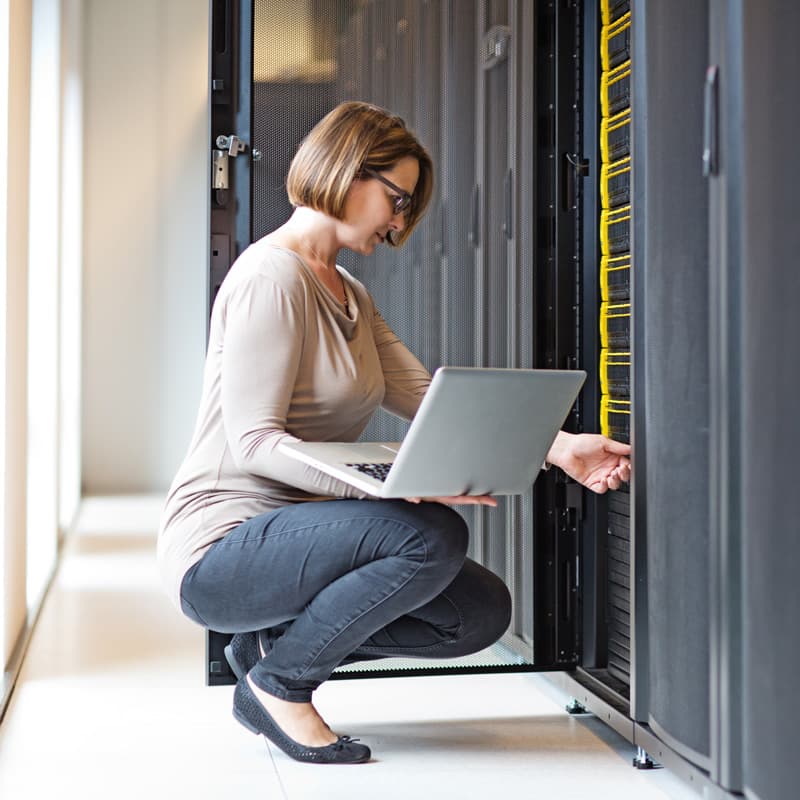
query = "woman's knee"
xmin=450 ymin=563 xmax=512 ymax=653
xmin=478 ymin=572 xmax=512 ymax=643
xmin=413 ymin=502 xmax=470 ymax=567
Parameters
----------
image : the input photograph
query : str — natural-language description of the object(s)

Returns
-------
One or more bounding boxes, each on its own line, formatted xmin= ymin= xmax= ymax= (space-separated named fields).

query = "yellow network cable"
xmin=600 ymin=396 xmax=631 ymax=442
xmin=601 ymin=108 xmax=631 ymax=164
xmin=600 ymin=205 xmax=631 ymax=256
xmin=601 ymin=12 xmax=631 ymax=72
xmin=601 ymin=156 xmax=631 ymax=209
xmin=601 ymin=60 xmax=631 ymax=118
xmin=600 ymin=301 xmax=631 ymax=349
xmin=600 ymin=349 xmax=631 ymax=397
xmin=600 ymin=253 xmax=631 ymax=302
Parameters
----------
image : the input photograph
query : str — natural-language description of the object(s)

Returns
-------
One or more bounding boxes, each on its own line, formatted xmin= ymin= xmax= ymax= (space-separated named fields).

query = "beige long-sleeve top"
xmin=157 ymin=241 xmax=431 ymax=610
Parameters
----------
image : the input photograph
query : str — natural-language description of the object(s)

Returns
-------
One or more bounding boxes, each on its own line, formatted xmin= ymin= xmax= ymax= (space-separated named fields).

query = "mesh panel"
xmin=337 ymin=0 xmax=444 ymax=442
xmin=251 ymin=2 xmax=340 ymax=241
xmin=333 ymin=642 xmax=527 ymax=675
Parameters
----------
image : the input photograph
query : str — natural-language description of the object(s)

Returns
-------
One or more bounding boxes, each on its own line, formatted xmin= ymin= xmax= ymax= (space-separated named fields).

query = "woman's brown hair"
xmin=286 ymin=101 xmax=433 ymax=246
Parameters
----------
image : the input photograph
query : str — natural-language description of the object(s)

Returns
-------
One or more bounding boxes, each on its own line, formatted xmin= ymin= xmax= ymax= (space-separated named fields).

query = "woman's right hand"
xmin=404 ymin=495 xmax=498 ymax=507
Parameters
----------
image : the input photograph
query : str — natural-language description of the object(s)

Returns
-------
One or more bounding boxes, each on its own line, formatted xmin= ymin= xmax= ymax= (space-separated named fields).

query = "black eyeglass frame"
xmin=361 ymin=167 xmax=413 ymax=216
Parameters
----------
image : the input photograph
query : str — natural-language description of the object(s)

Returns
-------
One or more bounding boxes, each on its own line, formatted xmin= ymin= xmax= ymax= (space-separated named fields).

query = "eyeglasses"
xmin=362 ymin=167 xmax=413 ymax=216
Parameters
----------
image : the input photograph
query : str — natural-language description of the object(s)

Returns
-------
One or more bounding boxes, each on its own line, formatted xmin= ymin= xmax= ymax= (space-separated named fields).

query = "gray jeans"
xmin=180 ymin=499 xmax=511 ymax=702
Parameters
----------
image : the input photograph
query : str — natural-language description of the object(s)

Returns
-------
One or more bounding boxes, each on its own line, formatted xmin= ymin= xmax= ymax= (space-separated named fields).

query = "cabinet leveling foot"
xmin=565 ymin=698 xmax=589 ymax=715
xmin=632 ymin=746 xmax=659 ymax=769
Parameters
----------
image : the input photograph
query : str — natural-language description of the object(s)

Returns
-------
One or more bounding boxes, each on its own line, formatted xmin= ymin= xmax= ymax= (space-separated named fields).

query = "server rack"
xmin=205 ymin=0 xmax=586 ymax=684
xmin=556 ymin=0 xmax=715 ymax=773
xmin=598 ymin=0 xmax=633 ymax=696
xmin=201 ymin=2 xmax=799 ymax=797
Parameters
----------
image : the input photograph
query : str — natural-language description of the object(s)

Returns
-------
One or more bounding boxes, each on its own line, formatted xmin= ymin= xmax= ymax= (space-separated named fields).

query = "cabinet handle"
xmin=502 ymin=169 xmax=513 ymax=239
xmin=468 ymin=184 xmax=480 ymax=248
xmin=703 ymin=65 xmax=719 ymax=177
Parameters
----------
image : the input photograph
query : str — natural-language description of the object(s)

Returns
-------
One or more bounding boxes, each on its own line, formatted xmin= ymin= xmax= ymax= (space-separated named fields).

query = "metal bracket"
xmin=216 ymin=134 xmax=247 ymax=156
xmin=482 ymin=25 xmax=511 ymax=69
xmin=212 ymin=134 xmax=250 ymax=190
xmin=212 ymin=150 xmax=228 ymax=190
xmin=565 ymin=152 xmax=590 ymax=177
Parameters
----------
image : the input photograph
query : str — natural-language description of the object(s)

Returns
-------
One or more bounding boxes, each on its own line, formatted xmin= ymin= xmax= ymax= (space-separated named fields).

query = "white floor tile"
xmin=0 ymin=496 xmax=698 ymax=800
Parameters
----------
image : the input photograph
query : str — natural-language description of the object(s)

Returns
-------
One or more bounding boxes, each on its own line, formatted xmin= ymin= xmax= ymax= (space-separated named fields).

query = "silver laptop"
xmin=279 ymin=367 xmax=586 ymax=498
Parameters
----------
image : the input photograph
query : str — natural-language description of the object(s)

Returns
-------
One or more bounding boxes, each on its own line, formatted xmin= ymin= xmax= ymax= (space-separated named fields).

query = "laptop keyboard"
xmin=347 ymin=463 xmax=392 ymax=482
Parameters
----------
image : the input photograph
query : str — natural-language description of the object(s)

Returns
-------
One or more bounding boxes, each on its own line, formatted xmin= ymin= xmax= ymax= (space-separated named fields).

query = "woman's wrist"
xmin=546 ymin=430 xmax=573 ymax=470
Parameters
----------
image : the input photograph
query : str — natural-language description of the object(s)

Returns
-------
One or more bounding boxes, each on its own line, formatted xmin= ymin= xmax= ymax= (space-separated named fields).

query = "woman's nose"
xmin=389 ymin=210 xmax=407 ymax=231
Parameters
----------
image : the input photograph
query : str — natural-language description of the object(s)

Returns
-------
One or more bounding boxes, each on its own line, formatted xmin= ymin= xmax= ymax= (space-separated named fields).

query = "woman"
xmin=158 ymin=101 xmax=631 ymax=765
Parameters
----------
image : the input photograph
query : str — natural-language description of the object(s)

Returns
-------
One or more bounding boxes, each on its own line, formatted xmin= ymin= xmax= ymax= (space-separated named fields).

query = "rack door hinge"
xmin=216 ymin=134 xmax=247 ymax=156
xmin=212 ymin=134 xmax=254 ymax=190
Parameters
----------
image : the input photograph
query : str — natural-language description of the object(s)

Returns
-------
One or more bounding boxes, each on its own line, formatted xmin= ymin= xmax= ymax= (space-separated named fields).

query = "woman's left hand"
xmin=405 ymin=495 xmax=498 ymax=507
xmin=546 ymin=431 xmax=631 ymax=494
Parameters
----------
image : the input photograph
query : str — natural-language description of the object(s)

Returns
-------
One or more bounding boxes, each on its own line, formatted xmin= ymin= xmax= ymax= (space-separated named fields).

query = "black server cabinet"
xmin=563 ymin=0 xmax=719 ymax=779
xmin=709 ymin=3 xmax=800 ymax=799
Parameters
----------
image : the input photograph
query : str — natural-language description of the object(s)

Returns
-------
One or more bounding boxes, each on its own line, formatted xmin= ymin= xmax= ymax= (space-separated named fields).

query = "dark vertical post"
xmin=209 ymin=0 xmax=252 ymax=319
xmin=632 ymin=0 xmax=712 ymax=766
xmin=738 ymin=3 xmax=800 ymax=798
xmin=628 ymin=0 xmax=649 ymax=726
xmin=708 ymin=1 xmax=743 ymax=789
xmin=530 ymin=0 xmax=581 ymax=668
xmin=577 ymin=0 xmax=605 ymax=670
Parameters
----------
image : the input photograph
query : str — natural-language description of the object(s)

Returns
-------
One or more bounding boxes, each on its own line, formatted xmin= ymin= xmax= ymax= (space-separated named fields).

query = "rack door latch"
xmin=212 ymin=134 xmax=257 ymax=190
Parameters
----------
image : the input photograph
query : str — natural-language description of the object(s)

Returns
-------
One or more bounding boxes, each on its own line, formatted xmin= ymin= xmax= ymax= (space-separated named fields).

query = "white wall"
xmin=1 ymin=0 xmax=32 ymax=667
xmin=82 ymin=0 xmax=208 ymax=493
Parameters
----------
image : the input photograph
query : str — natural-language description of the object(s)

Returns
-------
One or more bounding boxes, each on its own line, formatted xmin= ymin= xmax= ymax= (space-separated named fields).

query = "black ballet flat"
xmin=232 ymin=679 xmax=371 ymax=764
xmin=224 ymin=632 xmax=260 ymax=680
